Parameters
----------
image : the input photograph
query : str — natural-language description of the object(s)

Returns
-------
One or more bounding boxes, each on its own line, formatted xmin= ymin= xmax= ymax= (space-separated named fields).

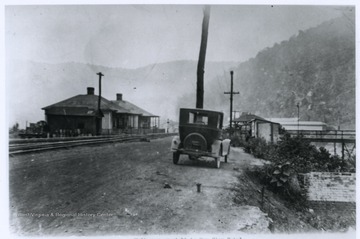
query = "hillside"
xmin=204 ymin=14 xmax=356 ymax=128
xmin=7 ymin=14 xmax=355 ymax=129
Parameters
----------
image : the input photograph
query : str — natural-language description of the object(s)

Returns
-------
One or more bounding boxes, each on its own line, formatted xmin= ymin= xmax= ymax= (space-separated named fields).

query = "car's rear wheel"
xmin=173 ymin=151 xmax=180 ymax=165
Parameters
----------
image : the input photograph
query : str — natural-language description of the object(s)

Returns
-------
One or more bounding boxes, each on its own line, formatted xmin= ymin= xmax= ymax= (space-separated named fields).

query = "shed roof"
xmin=249 ymin=118 xmax=281 ymax=125
xmin=233 ymin=112 xmax=266 ymax=123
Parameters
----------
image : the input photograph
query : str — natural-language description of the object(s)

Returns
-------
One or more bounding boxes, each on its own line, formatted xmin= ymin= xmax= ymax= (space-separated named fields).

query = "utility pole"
xmin=96 ymin=72 xmax=104 ymax=135
xmin=296 ymin=102 xmax=300 ymax=136
xmin=224 ymin=71 xmax=239 ymax=137
xmin=167 ymin=119 xmax=169 ymax=133
xmin=196 ymin=5 xmax=210 ymax=109
xmin=97 ymin=72 xmax=104 ymax=113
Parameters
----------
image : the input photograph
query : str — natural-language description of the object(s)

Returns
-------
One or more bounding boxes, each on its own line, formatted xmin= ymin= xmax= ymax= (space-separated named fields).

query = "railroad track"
xmin=9 ymin=133 xmax=177 ymax=155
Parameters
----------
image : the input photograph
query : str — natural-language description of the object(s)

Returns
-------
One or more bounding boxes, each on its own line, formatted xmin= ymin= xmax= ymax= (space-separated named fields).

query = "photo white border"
xmin=1 ymin=0 xmax=358 ymax=239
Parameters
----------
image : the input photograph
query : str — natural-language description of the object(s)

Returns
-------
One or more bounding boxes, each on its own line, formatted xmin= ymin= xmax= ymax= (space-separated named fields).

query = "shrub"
xmin=230 ymin=135 xmax=242 ymax=147
xmin=242 ymin=137 xmax=274 ymax=159
xmin=243 ymin=133 xmax=356 ymax=199
xmin=244 ymin=133 xmax=356 ymax=174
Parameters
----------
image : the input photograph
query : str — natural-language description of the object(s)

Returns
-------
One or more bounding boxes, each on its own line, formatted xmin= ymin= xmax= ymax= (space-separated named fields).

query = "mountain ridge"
xmin=7 ymin=15 xmax=355 ymax=129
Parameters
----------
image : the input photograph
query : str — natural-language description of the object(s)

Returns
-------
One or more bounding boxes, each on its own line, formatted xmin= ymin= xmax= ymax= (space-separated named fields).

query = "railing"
xmin=287 ymin=130 xmax=356 ymax=142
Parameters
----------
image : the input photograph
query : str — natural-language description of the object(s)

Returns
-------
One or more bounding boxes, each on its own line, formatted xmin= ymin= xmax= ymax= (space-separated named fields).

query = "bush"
xmin=243 ymin=133 xmax=356 ymax=199
xmin=250 ymin=163 xmax=306 ymax=203
xmin=241 ymin=137 xmax=274 ymax=158
xmin=230 ymin=135 xmax=242 ymax=147
xmin=255 ymin=133 xmax=355 ymax=173
xmin=252 ymin=138 xmax=270 ymax=159
xmin=243 ymin=133 xmax=356 ymax=173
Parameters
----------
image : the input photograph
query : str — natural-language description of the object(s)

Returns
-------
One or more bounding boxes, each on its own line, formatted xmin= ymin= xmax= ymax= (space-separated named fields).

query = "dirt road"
xmin=9 ymin=136 xmax=271 ymax=236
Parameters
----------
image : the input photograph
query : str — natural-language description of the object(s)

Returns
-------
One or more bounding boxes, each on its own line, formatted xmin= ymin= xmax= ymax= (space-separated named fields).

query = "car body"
xmin=171 ymin=108 xmax=231 ymax=168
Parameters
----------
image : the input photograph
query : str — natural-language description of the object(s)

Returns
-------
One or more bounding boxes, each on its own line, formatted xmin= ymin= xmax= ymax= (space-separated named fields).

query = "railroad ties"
xmin=9 ymin=133 xmax=176 ymax=155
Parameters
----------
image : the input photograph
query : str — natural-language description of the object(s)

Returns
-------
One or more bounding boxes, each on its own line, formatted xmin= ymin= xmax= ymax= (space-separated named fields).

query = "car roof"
xmin=180 ymin=108 xmax=224 ymax=115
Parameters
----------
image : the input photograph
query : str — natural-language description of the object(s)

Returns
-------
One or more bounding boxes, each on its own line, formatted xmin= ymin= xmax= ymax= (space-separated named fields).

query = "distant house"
xmin=233 ymin=112 xmax=281 ymax=143
xmin=233 ymin=112 xmax=266 ymax=125
xmin=233 ymin=112 xmax=265 ymax=133
xmin=42 ymin=87 xmax=161 ymax=136
xmin=267 ymin=118 xmax=327 ymax=131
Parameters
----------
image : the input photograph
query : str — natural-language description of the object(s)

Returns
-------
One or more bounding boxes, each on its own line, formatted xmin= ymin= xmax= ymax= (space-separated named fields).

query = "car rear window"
xmin=188 ymin=112 xmax=208 ymax=125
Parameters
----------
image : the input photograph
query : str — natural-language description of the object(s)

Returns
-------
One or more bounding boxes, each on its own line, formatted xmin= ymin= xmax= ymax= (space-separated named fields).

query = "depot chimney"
xmin=116 ymin=93 xmax=123 ymax=101
xmin=87 ymin=87 xmax=95 ymax=95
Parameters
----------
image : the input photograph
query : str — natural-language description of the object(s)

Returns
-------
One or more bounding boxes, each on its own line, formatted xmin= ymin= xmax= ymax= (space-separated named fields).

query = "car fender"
xmin=211 ymin=140 xmax=222 ymax=156
xmin=212 ymin=139 xmax=231 ymax=156
xmin=171 ymin=136 xmax=180 ymax=151
xmin=221 ymin=139 xmax=231 ymax=156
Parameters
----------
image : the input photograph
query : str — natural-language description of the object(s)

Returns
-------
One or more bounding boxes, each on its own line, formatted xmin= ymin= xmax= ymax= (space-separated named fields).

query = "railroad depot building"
xmin=42 ymin=87 xmax=161 ymax=136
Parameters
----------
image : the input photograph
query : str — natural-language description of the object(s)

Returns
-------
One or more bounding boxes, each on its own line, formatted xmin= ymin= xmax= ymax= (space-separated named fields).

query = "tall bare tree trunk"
xmin=196 ymin=6 xmax=210 ymax=109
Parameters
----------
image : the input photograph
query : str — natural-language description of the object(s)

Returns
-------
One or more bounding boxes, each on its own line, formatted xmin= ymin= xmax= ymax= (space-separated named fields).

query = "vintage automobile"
xmin=171 ymin=108 xmax=231 ymax=168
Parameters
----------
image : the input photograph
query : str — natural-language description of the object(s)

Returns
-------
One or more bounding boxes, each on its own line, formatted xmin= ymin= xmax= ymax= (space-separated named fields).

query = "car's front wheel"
xmin=224 ymin=145 xmax=230 ymax=163
xmin=215 ymin=157 xmax=221 ymax=168
xmin=173 ymin=151 xmax=180 ymax=165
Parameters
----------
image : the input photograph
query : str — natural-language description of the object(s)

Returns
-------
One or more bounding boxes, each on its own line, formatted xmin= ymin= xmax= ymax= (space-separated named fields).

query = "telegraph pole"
xmin=296 ymin=102 xmax=300 ymax=136
xmin=96 ymin=72 xmax=104 ymax=135
xmin=97 ymin=72 xmax=104 ymax=114
xmin=167 ymin=119 xmax=169 ymax=133
xmin=224 ymin=71 xmax=239 ymax=136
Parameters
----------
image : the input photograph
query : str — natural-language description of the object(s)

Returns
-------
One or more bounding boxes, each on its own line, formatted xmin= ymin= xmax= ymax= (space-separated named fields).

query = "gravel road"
xmin=9 ymin=136 xmax=271 ymax=236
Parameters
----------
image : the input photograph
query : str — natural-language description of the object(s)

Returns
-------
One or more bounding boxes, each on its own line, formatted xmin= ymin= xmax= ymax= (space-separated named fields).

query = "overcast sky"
xmin=5 ymin=4 xmax=346 ymax=69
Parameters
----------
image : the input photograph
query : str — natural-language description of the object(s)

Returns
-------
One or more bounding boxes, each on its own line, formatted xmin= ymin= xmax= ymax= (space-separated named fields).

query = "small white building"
xmin=233 ymin=112 xmax=281 ymax=143
xmin=250 ymin=118 xmax=281 ymax=143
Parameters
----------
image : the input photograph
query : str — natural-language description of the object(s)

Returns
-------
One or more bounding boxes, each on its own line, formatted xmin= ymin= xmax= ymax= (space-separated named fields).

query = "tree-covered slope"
xmin=206 ymin=14 xmax=355 ymax=128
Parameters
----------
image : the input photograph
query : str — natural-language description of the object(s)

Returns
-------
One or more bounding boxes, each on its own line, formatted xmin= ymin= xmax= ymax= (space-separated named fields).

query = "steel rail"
xmin=9 ymin=133 xmax=177 ymax=155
